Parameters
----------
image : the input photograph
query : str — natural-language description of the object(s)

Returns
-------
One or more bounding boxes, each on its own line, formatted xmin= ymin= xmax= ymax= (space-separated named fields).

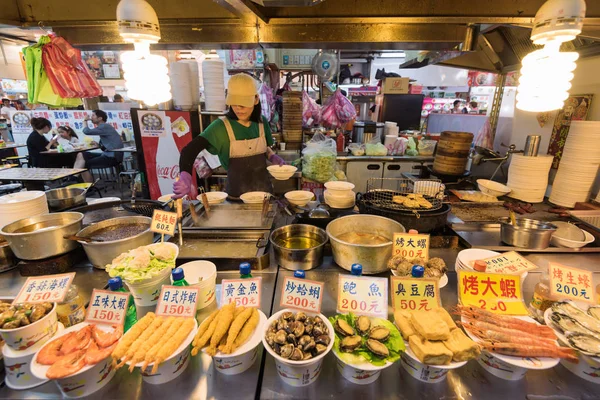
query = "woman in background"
xmin=26 ymin=117 xmax=57 ymax=167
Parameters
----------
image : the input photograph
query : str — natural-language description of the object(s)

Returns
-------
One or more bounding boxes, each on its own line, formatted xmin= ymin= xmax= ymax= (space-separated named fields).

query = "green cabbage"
xmin=328 ymin=313 xmax=405 ymax=367
xmin=302 ymin=152 xmax=337 ymax=183
xmin=106 ymin=246 xmax=175 ymax=283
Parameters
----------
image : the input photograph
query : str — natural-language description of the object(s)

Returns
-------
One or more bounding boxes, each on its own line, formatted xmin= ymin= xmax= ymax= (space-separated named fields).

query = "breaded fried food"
xmin=234 ymin=306 xmax=246 ymax=319
xmin=409 ymin=335 xmax=453 ymax=365
xmin=116 ymin=316 xmax=165 ymax=369
xmin=128 ymin=317 xmax=175 ymax=372
xmin=433 ymin=308 xmax=457 ymax=330
xmin=143 ymin=317 xmax=185 ymax=371
xmin=394 ymin=310 xmax=417 ymax=340
xmin=151 ymin=318 xmax=195 ymax=374
xmin=417 ymin=198 xmax=433 ymax=209
xmin=192 ymin=310 xmax=221 ymax=354
xmin=392 ymin=195 xmax=406 ymax=205
xmin=207 ymin=302 xmax=235 ymax=356
xmin=410 ymin=310 xmax=450 ymax=341
xmin=404 ymin=199 xmax=420 ymax=208
xmin=112 ymin=312 xmax=155 ymax=367
xmin=406 ymin=193 xmax=423 ymax=200
xmin=223 ymin=307 xmax=254 ymax=354
xmin=193 ymin=309 xmax=219 ymax=347
xmin=443 ymin=328 xmax=480 ymax=362
xmin=233 ymin=308 xmax=259 ymax=350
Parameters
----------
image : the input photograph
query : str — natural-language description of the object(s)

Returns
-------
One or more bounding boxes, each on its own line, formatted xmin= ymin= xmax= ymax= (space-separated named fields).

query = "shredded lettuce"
xmin=106 ymin=244 xmax=175 ymax=283
xmin=328 ymin=313 xmax=405 ymax=367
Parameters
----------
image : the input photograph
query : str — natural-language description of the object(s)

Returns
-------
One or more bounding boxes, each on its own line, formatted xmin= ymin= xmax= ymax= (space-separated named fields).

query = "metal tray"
xmin=172 ymin=230 xmax=271 ymax=270
xmin=182 ymin=202 xmax=276 ymax=230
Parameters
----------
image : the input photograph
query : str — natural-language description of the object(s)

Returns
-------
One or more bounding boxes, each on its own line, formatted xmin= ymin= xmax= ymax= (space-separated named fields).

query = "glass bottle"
xmin=240 ymin=262 xmax=252 ymax=279
xmin=528 ymin=272 xmax=557 ymax=322
xmin=172 ymin=268 xmax=189 ymax=286
xmin=108 ymin=277 xmax=137 ymax=332
xmin=56 ymin=284 xmax=86 ymax=327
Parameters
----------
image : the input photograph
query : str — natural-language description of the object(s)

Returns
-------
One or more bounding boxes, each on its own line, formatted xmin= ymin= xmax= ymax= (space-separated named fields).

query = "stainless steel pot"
xmin=45 ymin=188 xmax=86 ymax=210
xmin=0 ymin=237 xmax=17 ymax=272
xmin=352 ymin=121 xmax=385 ymax=144
xmin=75 ymin=216 xmax=153 ymax=269
xmin=0 ymin=212 xmax=84 ymax=260
xmin=499 ymin=217 xmax=557 ymax=249
xmin=327 ymin=214 xmax=405 ymax=274
xmin=270 ymin=224 xmax=328 ymax=271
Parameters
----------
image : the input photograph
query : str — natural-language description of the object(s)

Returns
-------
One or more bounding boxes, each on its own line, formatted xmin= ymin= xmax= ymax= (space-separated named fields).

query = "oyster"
xmin=279 ymin=343 xmax=294 ymax=359
xmin=340 ymin=335 xmax=362 ymax=352
xmin=551 ymin=313 xmax=595 ymax=336
xmin=335 ymin=319 xmax=355 ymax=336
xmin=369 ymin=326 xmax=390 ymax=341
xmin=588 ymin=306 xmax=600 ymax=321
xmin=290 ymin=347 xmax=304 ymax=361
xmin=356 ymin=315 xmax=371 ymax=335
xmin=566 ymin=332 xmax=600 ymax=357
xmin=553 ymin=302 xmax=600 ymax=334
xmin=366 ymin=339 xmax=389 ymax=358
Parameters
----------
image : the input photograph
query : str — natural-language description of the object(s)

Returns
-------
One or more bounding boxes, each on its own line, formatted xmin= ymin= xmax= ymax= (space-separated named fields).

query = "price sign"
xmin=280 ymin=277 xmax=324 ymax=313
xmin=13 ymin=272 xmax=75 ymax=305
xmin=151 ymin=209 xmax=177 ymax=236
xmin=458 ymin=270 xmax=528 ymax=315
xmin=85 ymin=289 xmax=130 ymax=326
xmin=221 ymin=278 xmax=262 ymax=308
xmin=393 ymin=233 xmax=430 ymax=261
xmin=390 ymin=276 xmax=440 ymax=312
xmin=549 ymin=262 xmax=595 ymax=304
xmin=336 ymin=275 xmax=388 ymax=317
xmin=481 ymin=251 xmax=538 ymax=275
xmin=155 ymin=285 xmax=199 ymax=318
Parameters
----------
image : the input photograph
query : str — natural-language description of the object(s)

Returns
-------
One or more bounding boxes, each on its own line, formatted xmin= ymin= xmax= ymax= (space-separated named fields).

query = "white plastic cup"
xmin=141 ymin=346 xmax=191 ymax=384
xmin=124 ymin=267 xmax=172 ymax=307
xmin=280 ymin=143 xmax=286 ymax=151
xmin=476 ymin=352 xmax=527 ymax=381
xmin=177 ymin=260 xmax=217 ymax=310
xmin=214 ymin=346 xmax=260 ymax=375
xmin=274 ymin=358 xmax=324 ymax=387
xmin=0 ymin=303 xmax=58 ymax=351
xmin=335 ymin=358 xmax=382 ymax=385
xmin=54 ymin=357 xmax=115 ymax=397
xmin=400 ymin=352 xmax=449 ymax=383
xmin=560 ymin=353 xmax=600 ymax=384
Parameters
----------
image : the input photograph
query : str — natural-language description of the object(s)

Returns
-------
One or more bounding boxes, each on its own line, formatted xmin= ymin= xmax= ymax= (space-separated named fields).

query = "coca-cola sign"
xmin=156 ymin=164 xmax=179 ymax=180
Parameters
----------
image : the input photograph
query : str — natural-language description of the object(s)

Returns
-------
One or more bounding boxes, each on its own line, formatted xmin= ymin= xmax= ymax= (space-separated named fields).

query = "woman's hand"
xmin=172 ymin=171 xmax=193 ymax=199
xmin=268 ymin=153 xmax=285 ymax=166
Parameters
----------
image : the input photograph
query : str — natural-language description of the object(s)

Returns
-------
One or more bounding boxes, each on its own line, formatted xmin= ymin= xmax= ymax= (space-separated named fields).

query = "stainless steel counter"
xmin=1 ymin=246 xmax=600 ymax=399
xmin=336 ymin=155 xmax=434 ymax=162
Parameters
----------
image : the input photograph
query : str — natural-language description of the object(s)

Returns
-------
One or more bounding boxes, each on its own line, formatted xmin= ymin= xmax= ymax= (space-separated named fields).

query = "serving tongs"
xmin=261 ymin=194 xmax=270 ymax=221
xmin=198 ymin=187 xmax=210 ymax=219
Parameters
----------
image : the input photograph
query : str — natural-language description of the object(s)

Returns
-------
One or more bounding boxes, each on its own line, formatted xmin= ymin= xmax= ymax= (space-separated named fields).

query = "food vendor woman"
xmin=173 ymin=74 xmax=285 ymax=199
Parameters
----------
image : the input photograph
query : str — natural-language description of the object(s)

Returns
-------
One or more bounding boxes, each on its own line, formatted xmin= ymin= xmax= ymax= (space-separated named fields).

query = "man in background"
xmin=0 ymin=98 xmax=13 ymax=119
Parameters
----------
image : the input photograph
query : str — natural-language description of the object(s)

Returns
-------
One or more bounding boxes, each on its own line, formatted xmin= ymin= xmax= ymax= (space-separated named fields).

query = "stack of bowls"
xmin=0 ymin=191 xmax=48 ymax=230
xmin=550 ymin=121 xmax=600 ymax=207
xmin=324 ymin=181 xmax=356 ymax=209
xmin=507 ymin=154 xmax=553 ymax=203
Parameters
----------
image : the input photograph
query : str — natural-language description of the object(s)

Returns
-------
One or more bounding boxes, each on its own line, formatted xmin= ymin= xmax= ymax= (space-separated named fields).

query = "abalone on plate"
xmin=335 ymin=319 xmax=355 ymax=337
xmin=369 ymin=326 xmax=390 ymax=341
xmin=365 ymin=339 xmax=389 ymax=358
xmin=340 ymin=335 xmax=362 ymax=352
xmin=356 ymin=315 xmax=371 ymax=335
xmin=566 ymin=332 xmax=600 ymax=357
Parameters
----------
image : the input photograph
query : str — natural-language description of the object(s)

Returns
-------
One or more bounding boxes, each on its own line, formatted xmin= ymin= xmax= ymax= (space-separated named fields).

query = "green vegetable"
xmin=106 ymin=246 xmax=175 ymax=283
xmin=302 ymin=151 xmax=337 ymax=183
xmin=328 ymin=313 xmax=405 ymax=367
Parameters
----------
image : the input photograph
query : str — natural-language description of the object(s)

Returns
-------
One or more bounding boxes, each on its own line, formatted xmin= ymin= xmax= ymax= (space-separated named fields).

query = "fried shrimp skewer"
xmin=233 ymin=308 xmax=259 ymax=351
xmin=223 ymin=307 xmax=253 ymax=354
xmin=142 ymin=317 xmax=185 ymax=371
xmin=128 ymin=317 xmax=176 ymax=372
xmin=151 ymin=318 xmax=195 ymax=374
xmin=207 ymin=303 xmax=235 ymax=356
xmin=116 ymin=316 xmax=165 ymax=369
xmin=111 ymin=313 xmax=155 ymax=367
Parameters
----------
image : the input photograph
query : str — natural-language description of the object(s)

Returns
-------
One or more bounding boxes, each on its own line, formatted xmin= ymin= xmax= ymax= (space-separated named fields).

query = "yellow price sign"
xmin=458 ymin=270 xmax=528 ymax=315
xmin=393 ymin=233 xmax=430 ymax=262
xmin=481 ymin=251 xmax=538 ymax=275
xmin=390 ymin=276 xmax=440 ymax=312
xmin=549 ymin=262 xmax=595 ymax=304
xmin=151 ymin=210 xmax=177 ymax=236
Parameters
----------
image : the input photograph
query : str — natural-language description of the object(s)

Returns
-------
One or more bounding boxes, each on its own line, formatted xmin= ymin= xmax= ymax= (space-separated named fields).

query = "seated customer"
xmin=57 ymin=126 xmax=79 ymax=145
xmin=26 ymin=117 xmax=58 ymax=167
xmin=79 ymin=110 xmax=124 ymax=181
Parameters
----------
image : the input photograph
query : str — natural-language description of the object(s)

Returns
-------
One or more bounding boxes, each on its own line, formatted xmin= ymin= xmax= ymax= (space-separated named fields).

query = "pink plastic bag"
xmin=321 ymin=90 xmax=356 ymax=128
xmin=302 ymin=91 xmax=321 ymax=127
xmin=258 ymin=83 xmax=274 ymax=122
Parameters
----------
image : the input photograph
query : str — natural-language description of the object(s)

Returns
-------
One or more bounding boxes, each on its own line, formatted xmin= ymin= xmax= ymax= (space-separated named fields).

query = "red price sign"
xmin=549 ymin=262 xmax=595 ymax=304
xmin=155 ymin=285 xmax=199 ymax=318
xmin=280 ymin=277 xmax=324 ymax=313
xmin=336 ymin=275 xmax=388 ymax=317
xmin=220 ymin=278 xmax=262 ymax=308
xmin=151 ymin=210 xmax=177 ymax=236
xmin=13 ymin=273 xmax=75 ymax=305
xmin=85 ymin=289 xmax=130 ymax=326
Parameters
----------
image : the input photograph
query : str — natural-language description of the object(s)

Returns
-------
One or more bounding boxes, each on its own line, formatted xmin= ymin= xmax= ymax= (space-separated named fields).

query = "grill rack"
xmin=364 ymin=178 xmax=444 ymax=212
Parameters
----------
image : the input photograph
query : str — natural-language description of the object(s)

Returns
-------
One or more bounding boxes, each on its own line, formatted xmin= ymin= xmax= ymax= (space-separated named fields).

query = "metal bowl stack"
xmin=282 ymin=91 xmax=303 ymax=143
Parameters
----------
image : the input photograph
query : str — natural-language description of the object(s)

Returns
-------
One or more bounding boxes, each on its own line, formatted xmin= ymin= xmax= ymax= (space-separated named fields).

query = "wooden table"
xmin=0 ymin=143 xmax=26 ymax=150
xmin=40 ymin=145 xmax=100 ymax=155
xmin=0 ymin=167 xmax=87 ymax=190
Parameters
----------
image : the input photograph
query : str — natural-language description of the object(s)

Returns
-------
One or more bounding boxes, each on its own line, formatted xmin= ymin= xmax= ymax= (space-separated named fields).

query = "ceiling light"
xmin=379 ymin=52 xmax=406 ymax=58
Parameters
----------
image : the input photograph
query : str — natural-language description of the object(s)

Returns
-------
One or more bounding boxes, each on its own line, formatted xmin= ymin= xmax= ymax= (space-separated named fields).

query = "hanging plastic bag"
xmin=405 ymin=137 xmax=419 ymax=156
xmin=321 ymin=89 xmax=357 ymax=128
xmin=42 ymin=36 xmax=102 ymax=98
xmin=258 ymin=83 xmax=274 ymax=122
xmin=302 ymin=133 xmax=337 ymax=183
xmin=302 ymin=91 xmax=321 ymax=127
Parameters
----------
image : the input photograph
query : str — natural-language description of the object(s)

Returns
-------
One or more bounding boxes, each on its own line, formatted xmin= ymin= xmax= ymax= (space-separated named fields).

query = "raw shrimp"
xmin=151 ymin=318 xmax=195 ymax=374
xmin=92 ymin=325 xmax=123 ymax=348
xmin=128 ymin=317 xmax=176 ymax=372
xmin=467 ymin=327 xmax=557 ymax=347
xmin=223 ymin=307 xmax=253 ymax=354
xmin=84 ymin=340 xmax=117 ymax=365
xmin=46 ymin=350 xmax=87 ymax=379
xmin=193 ymin=309 xmax=219 ymax=347
xmin=233 ymin=308 xmax=259 ymax=350
xmin=482 ymin=343 xmax=578 ymax=363
xmin=142 ymin=318 xmax=184 ymax=371
xmin=112 ymin=313 xmax=156 ymax=367
xmin=459 ymin=319 xmax=546 ymax=343
xmin=455 ymin=306 xmax=555 ymax=338
xmin=60 ymin=325 xmax=93 ymax=355
xmin=37 ymin=333 xmax=75 ymax=365
xmin=207 ymin=303 xmax=235 ymax=356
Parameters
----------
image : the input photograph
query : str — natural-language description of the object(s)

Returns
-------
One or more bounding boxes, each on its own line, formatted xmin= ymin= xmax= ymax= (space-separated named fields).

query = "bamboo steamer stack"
xmin=282 ymin=91 xmax=303 ymax=143
xmin=432 ymin=131 xmax=474 ymax=175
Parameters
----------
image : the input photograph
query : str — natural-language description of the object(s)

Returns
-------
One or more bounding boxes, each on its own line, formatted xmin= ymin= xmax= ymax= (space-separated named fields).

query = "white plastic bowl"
xmin=0 ymin=303 xmax=58 ymax=351
xmin=176 ymin=260 xmax=217 ymax=309
xmin=477 ymin=179 xmax=511 ymax=197
xmin=284 ymin=190 xmax=314 ymax=206
xmin=267 ymin=165 xmax=297 ymax=181
xmin=240 ymin=192 xmax=271 ymax=204
xmin=551 ymin=229 xmax=595 ymax=248
xmin=198 ymin=191 xmax=228 ymax=205
xmin=324 ymin=181 xmax=355 ymax=192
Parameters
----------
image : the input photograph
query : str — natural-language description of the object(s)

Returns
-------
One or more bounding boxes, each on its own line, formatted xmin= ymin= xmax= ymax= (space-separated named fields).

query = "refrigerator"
xmin=380 ymin=94 xmax=425 ymax=131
